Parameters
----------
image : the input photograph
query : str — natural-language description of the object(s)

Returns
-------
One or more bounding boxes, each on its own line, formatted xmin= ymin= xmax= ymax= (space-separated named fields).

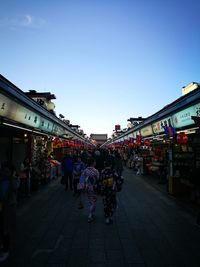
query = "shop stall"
xmin=104 ymin=85 xmax=200 ymax=204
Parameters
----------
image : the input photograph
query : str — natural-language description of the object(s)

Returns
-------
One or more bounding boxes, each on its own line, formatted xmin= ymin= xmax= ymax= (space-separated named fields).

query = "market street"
xmin=2 ymin=168 xmax=200 ymax=267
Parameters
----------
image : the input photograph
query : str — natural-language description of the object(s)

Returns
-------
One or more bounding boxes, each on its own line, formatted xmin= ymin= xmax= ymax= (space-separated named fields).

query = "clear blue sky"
xmin=1 ymin=0 xmax=200 ymax=137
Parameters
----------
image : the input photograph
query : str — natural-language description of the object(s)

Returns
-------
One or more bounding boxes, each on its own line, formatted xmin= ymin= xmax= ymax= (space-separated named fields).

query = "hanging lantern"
xmin=182 ymin=133 xmax=188 ymax=144
xmin=129 ymin=137 xmax=134 ymax=143
xmin=144 ymin=139 xmax=151 ymax=146
xmin=124 ymin=139 xmax=129 ymax=145
xmin=176 ymin=133 xmax=188 ymax=144
xmin=136 ymin=135 xmax=141 ymax=146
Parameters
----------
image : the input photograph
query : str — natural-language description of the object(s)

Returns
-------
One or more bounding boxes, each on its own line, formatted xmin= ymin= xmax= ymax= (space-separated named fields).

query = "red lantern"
xmin=144 ymin=139 xmax=151 ymax=146
xmin=177 ymin=133 xmax=188 ymax=144
xmin=136 ymin=135 xmax=141 ymax=146
xmin=182 ymin=133 xmax=188 ymax=144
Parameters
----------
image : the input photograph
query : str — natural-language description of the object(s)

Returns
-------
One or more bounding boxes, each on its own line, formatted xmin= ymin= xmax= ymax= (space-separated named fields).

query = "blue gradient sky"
xmin=1 ymin=0 xmax=200 ymax=137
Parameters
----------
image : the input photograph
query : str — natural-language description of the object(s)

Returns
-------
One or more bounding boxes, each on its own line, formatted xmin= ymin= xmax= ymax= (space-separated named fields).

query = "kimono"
xmin=100 ymin=167 xmax=124 ymax=219
xmin=82 ymin=167 xmax=99 ymax=218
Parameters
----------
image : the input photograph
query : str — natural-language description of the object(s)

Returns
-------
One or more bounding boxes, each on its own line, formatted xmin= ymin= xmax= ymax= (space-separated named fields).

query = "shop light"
xmin=176 ymin=127 xmax=198 ymax=135
xmin=3 ymin=122 xmax=84 ymax=141
xmin=3 ymin=122 xmax=33 ymax=132
xmin=153 ymin=134 xmax=165 ymax=140
xmin=2 ymin=122 xmax=50 ymax=137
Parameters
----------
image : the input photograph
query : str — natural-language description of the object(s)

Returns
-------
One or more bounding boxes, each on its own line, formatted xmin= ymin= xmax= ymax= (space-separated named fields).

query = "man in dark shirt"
xmin=61 ymin=154 xmax=73 ymax=190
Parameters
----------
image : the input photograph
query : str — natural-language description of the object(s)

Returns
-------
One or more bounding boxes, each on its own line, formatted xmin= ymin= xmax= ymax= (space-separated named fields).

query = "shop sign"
xmin=131 ymin=132 xmax=136 ymax=138
xmin=152 ymin=116 xmax=173 ymax=134
xmin=56 ymin=126 xmax=65 ymax=136
xmin=194 ymin=103 xmax=200 ymax=117
xmin=0 ymin=93 xmax=12 ymax=117
xmin=0 ymin=92 xmax=67 ymax=136
xmin=172 ymin=105 xmax=198 ymax=128
xmin=0 ymin=93 xmax=41 ymax=128
xmin=52 ymin=124 xmax=59 ymax=135
xmin=39 ymin=117 xmax=54 ymax=133
xmin=140 ymin=125 xmax=153 ymax=137
xmin=52 ymin=124 xmax=65 ymax=136
xmin=13 ymin=105 xmax=41 ymax=128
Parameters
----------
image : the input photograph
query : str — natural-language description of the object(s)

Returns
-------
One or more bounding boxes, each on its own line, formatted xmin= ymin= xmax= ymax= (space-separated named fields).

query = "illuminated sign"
xmin=152 ymin=116 xmax=173 ymax=134
xmin=194 ymin=103 xmax=200 ymax=117
xmin=132 ymin=132 xmax=136 ymax=138
xmin=0 ymin=92 xmax=79 ymax=138
xmin=12 ymin=105 xmax=41 ymax=128
xmin=140 ymin=125 xmax=153 ymax=137
xmin=39 ymin=117 xmax=54 ymax=133
xmin=0 ymin=93 xmax=41 ymax=128
xmin=171 ymin=104 xmax=200 ymax=128
xmin=0 ymin=93 xmax=12 ymax=117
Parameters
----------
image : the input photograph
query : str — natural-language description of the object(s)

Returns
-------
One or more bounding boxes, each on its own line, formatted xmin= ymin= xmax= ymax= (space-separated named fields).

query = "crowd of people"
xmin=0 ymin=162 xmax=19 ymax=263
xmin=61 ymin=148 xmax=124 ymax=224
xmin=0 ymin=153 xmax=58 ymax=263
xmin=1 ymin=146 xmax=200 ymax=263
xmin=0 ymin=147 xmax=125 ymax=263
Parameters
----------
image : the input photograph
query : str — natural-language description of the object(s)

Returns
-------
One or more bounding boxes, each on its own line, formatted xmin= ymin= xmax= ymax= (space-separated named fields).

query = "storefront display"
xmin=31 ymin=135 xmax=51 ymax=186
xmin=172 ymin=144 xmax=194 ymax=179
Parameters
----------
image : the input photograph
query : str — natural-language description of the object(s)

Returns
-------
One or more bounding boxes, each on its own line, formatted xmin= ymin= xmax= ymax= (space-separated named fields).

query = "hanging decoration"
xmin=164 ymin=126 xmax=176 ymax=138
xmin=136 ymin=135 xmax=142 ymax=146
xmin=176 ymin=133 xmax=188 ymax=144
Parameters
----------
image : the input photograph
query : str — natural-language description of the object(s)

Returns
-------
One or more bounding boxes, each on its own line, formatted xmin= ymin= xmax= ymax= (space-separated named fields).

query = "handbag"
xmin=77 ymin=175 xmax=86 ymax=190
xmin=77 ymin=182 xmax=85 ymax=190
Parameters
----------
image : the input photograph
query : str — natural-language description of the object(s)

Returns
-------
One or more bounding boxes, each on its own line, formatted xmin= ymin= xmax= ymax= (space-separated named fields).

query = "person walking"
xmin=81 ymin=157 xmax=99 ymax=223
xmin=19 ymin=157 xmax=32 ymax=197
xmin=93 ymin=149 xmax=104 ymax=173
xmin=100 ymin=159 xmax=124 ymax=225
xmin=113 ymin=151 xmax=124 ymax=176
xmin=135 ymin=152 xmax=143 ymax=175
xmin=61 ymin=154 xmax=73 ymax=191
xmin=73 ymin=156 xmax=85 ymax=197
xmin=0 ymin=162 xmax=19 ymax=263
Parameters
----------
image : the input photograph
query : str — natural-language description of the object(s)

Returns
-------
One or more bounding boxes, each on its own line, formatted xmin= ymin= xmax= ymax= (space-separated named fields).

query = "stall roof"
xmin=0 ymin=74 xmax=85 ymax=140
xmin=112 ymin=86 xmax=200 ymax=141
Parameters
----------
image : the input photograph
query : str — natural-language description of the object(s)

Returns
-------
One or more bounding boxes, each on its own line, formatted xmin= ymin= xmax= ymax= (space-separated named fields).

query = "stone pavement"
xmin=2 ymin=168 xmax=200 ymax=267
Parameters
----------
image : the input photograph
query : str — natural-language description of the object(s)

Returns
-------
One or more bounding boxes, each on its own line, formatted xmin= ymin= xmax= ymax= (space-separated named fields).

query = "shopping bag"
xmin=77 ymin=182 xmax=85 ymax=190
xmin=77 ymin=175 xmax=85 ymax=190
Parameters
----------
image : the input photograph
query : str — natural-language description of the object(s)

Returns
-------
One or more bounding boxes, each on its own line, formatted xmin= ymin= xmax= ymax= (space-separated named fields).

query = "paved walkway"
xmin=2 ymin=168 xmax=200 ymax=267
